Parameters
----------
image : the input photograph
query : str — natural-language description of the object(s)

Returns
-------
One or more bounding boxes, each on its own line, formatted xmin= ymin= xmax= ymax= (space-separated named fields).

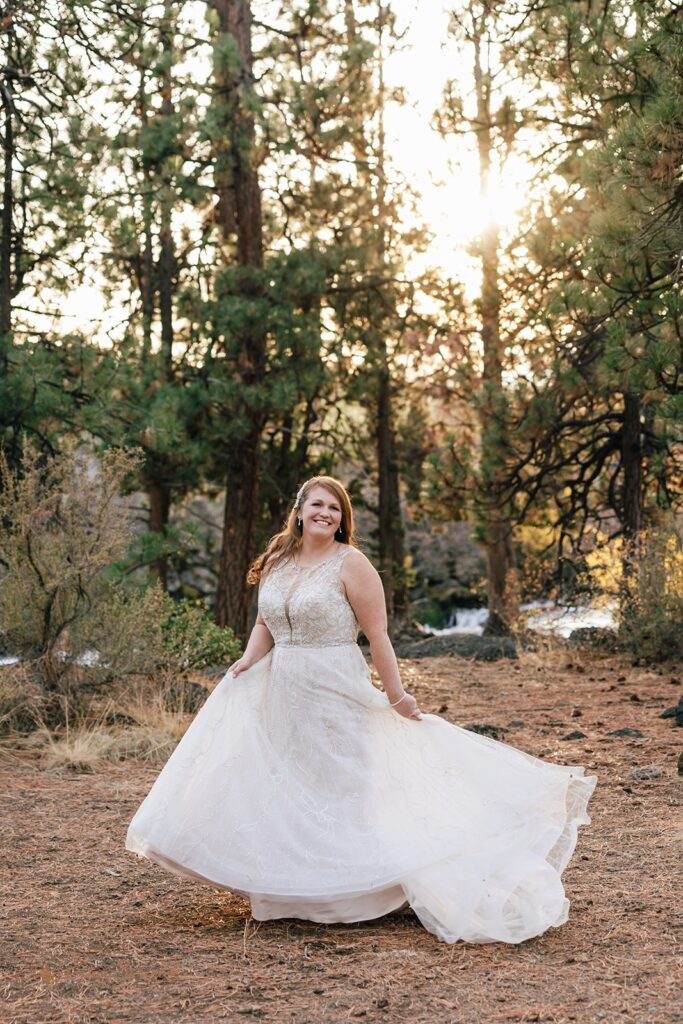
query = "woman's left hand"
xmin=390 ymin=691 xmax=423 ymax=720
xmin=229 ymin=656 xmax=254 ymax=677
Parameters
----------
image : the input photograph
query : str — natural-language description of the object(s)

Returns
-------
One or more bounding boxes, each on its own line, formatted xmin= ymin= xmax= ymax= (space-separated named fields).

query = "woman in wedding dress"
xmin=126 ymin=476 xmax=596 ymax=945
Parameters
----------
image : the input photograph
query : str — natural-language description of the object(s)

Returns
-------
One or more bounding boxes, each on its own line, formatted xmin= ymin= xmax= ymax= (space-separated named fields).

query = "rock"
xmin=508 ymin=719 xmax=525 ymax=728
xmin=607 ymin=727 xmax=644 ymax=738
xmin=678 ymin=751 xmax=683 ymax=775
xmin=567 ymin=627 xmax=618 ymax=651
xmin=659 ymin=696 xmax=683 ymax=726
xmin=465 ymin=723 xmax=509 ymax=739
xmin=163 ymin=678 xmax=210 ymax=713
xmin=393 ymin=633 xmax=518 ymax=661
xmin=105 ymin=711 xmax=137 ymax=726
xmin=202 ymin=664 xmax=231 ymax=678
xmin=561 ymin=730 xmax=587 ymax=740
xmin=626 ymin=765 xmax=662 ymax=781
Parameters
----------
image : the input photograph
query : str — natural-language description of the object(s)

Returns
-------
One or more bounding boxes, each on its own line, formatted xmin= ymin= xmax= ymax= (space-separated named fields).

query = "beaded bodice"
xmin=258 ymin=545 xmax=358 ymax=647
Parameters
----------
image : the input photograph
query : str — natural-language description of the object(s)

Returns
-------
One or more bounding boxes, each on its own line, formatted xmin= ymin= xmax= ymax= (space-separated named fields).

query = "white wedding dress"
xmin=126 ymin=544 xmax=596 ymax=944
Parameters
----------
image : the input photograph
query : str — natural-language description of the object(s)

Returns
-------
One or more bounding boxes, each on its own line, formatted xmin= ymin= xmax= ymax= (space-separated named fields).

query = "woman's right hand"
xmin=228 ymin=656 xmax=253 ymax=678
xmin=390 ymin=691 xmax=423 ymax=720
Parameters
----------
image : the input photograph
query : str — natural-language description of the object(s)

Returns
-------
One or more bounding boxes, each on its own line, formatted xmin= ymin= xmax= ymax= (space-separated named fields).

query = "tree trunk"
xmin=144 ymin=7 xmax=178 ymax=589
xmin=377 ymin=364 xmax=408 ymax=631
xmin=366 ymin=1 xmax=408 ymax=634
xmin=209 ymin=0 xmax=266 ymax=639
xmin=621 ymin=391 xmax=644 ymax=540
xmin=472 ymin=25 xmax=518 ymax=637
xmin=618 ymin=391 xmax=645 ymax=626
xmin=0 ymin=79 xmax=14 ymax=365
xmin=138 ymin=67 xmax=154 ymax=362
xmin=158 ymin=4 xmax=176 ymax=386
xmin=148 ymin=480 xmax=171 ymax=590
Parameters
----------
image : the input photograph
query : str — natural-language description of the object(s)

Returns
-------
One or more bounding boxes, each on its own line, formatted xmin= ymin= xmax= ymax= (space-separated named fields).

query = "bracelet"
xmin=389 ymin=692 xmax=408 ymax=707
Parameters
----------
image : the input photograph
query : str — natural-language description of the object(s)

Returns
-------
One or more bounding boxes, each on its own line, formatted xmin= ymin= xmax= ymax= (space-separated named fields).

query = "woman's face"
xmin=300 ymin=485 xmax=343 ymax=539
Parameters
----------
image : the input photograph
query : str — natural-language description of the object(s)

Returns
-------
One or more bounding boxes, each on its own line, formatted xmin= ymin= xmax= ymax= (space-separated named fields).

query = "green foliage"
xmin=160 ymin=598 xmax=242 ymax=671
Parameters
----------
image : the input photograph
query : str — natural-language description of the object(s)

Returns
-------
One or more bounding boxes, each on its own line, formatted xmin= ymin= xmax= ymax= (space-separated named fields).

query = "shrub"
xmin=618 ymin=520 xmax=683 ymax=662
xmin=0 ymin=443 xmax=242 ymax=739
xmin=0 ymin=442 xmax=142 ymax=687
xmin=160 ymin=598 xmax=242 ymax=670
xmin=70 ymin=581 xmax=171 ymax=684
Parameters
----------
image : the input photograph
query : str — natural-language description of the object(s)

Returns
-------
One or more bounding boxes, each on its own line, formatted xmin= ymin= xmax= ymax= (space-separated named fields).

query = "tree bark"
xmin=148 ymin=479 xmax=171 ymax=590
xmin=618 ymin=390 xmax=645 ymax=623
xmin=472 ymin=22 xmax=518 ymax=637
xmin=209 ymin=0 xmax=266 ymax=639
xmin=144 ymin=6 xmax=178 ymax=589
xmin=374 ymin=3 xmax=408 ymax=633
xmin=343 ymin=1 xmax=408 ymax=634
xmin=0 ymin=79 xmax=14 ymax=365
xmin=621 ymin=391 xmax=644 ymax=540
xmin=138 ymin=67 xmax=154 ymax=362
xmin=158 ymin=6 xmax=176 ymax=387
xmin=377 ymin=363 xmax=408 ymax=631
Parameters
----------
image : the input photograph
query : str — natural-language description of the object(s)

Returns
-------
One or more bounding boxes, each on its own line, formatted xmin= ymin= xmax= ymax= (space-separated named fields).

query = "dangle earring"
xmin=336 ymin=526 xmax=343 ymax=538
xmin=297 ymin=518 xmax=302 ymax=529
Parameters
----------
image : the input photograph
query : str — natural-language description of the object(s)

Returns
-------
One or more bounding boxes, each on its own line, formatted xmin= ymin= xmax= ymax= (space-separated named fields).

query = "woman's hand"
xmin=228 ymin=656 xmax=254 ymax=678
xmin=228 ymin=619 xmax=274 ymax=678
xmin=390 ymin=691 xmax=423 ymax=720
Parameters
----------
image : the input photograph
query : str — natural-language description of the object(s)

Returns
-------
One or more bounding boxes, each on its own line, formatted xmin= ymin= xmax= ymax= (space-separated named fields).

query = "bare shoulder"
xmin=341 ymin=546 xmax=379 ymax=580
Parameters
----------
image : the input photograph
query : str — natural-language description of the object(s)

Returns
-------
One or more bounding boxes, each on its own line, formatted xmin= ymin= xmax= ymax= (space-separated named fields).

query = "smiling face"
xmin=300 ymin=485 xmax=343 ymax=540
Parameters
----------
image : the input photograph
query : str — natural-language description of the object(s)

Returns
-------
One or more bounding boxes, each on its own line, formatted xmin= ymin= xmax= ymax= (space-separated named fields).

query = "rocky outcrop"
xmin=393 ymin=633 xmax=518 ymax=661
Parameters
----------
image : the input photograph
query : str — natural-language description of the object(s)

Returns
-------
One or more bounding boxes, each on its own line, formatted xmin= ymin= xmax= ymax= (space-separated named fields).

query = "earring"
xmin=297 ymin=518 xmax=302 ymax=528
xmin=336 ymin=526 xmax=343 ymax=537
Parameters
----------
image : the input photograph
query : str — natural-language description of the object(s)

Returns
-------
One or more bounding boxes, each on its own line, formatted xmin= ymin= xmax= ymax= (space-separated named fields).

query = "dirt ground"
xmin=2 ymin=650 xmax=682 ymax=1024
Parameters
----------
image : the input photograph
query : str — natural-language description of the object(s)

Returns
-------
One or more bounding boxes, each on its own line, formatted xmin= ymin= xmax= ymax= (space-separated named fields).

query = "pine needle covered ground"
xmin=2 ymin=651 xmax=681 ymax=1024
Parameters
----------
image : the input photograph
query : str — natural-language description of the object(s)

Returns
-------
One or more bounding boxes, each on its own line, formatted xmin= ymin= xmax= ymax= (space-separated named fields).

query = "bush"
xmin=70 ymin=582 xmax=172 ymax=684
xmin=160 ymin=598 xmax=242 ymax=671
xmin=0 ymin=443 xmax=242 ymax=740
xmin=0 ymin=441 xmax=142 ymax=687
xmin=618 ymin=520 xmax=683 ymax=662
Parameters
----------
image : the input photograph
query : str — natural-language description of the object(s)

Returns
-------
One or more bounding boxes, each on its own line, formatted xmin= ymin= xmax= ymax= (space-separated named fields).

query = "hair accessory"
xmin=293 ymin=482 xmax=308 ymax=511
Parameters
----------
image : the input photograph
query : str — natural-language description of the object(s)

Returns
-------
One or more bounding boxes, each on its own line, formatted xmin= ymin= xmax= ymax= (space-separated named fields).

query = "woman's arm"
xmin=229 ymin=613 xmax=274 ymax=676
xmin=342 ymin=551 xmax=422 ymax=720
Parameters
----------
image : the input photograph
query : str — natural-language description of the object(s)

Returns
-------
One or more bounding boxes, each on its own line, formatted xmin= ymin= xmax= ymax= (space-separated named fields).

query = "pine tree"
xmin=0 ymin=0 xmax=93 ymax=464
xmin=505 ymin=0 xmax=683 ymax=555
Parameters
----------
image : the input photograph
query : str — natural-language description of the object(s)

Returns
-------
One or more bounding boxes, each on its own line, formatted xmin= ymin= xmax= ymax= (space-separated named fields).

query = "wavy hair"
xmin=247 ymin=476 xmax=356 ymax=585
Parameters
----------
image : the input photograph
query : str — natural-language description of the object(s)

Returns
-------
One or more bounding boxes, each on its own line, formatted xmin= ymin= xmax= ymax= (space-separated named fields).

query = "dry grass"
xmin=3 ymin=681 xmax=195 ymax=771
xmin=26 ymin=722 xmax=118 ymax=772
xmin=112 ymin=685 xmax=194 ymax=762
xmin=2 ymin=652 xmax=682 ymax=1024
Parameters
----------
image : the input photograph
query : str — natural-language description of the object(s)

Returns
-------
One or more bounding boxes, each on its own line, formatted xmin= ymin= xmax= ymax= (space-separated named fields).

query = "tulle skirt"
xmin=126 ymin=643 xmax=596 ymax=944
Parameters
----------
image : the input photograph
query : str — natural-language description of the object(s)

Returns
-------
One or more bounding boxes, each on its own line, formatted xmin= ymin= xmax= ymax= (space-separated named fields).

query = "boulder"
xmin=393 ymin=633 xmax=518 ymax=661
xmin=567 ymin=627 xmax=618 ymax=651
xmin=465 ymin=723 xmax=509 ymax=740
xmin=660 ymin=695 xmax=683 ymax=726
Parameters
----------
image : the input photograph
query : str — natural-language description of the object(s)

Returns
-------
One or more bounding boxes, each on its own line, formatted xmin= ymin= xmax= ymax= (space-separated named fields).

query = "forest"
xmin=2 ymin=0 xmax=682 ymax=648
xmin=1 ymin=3 xmax=682 ymax=1021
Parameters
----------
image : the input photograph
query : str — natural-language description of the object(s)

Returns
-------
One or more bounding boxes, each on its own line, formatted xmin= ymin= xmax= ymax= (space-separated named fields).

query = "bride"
xmin=126 ymin=475 xmax=596 ymax=944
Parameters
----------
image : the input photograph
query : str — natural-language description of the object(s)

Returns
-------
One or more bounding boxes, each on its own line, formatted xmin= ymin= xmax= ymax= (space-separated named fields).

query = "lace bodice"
xmin=259 ymin=544 xmax=358 ymax=647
